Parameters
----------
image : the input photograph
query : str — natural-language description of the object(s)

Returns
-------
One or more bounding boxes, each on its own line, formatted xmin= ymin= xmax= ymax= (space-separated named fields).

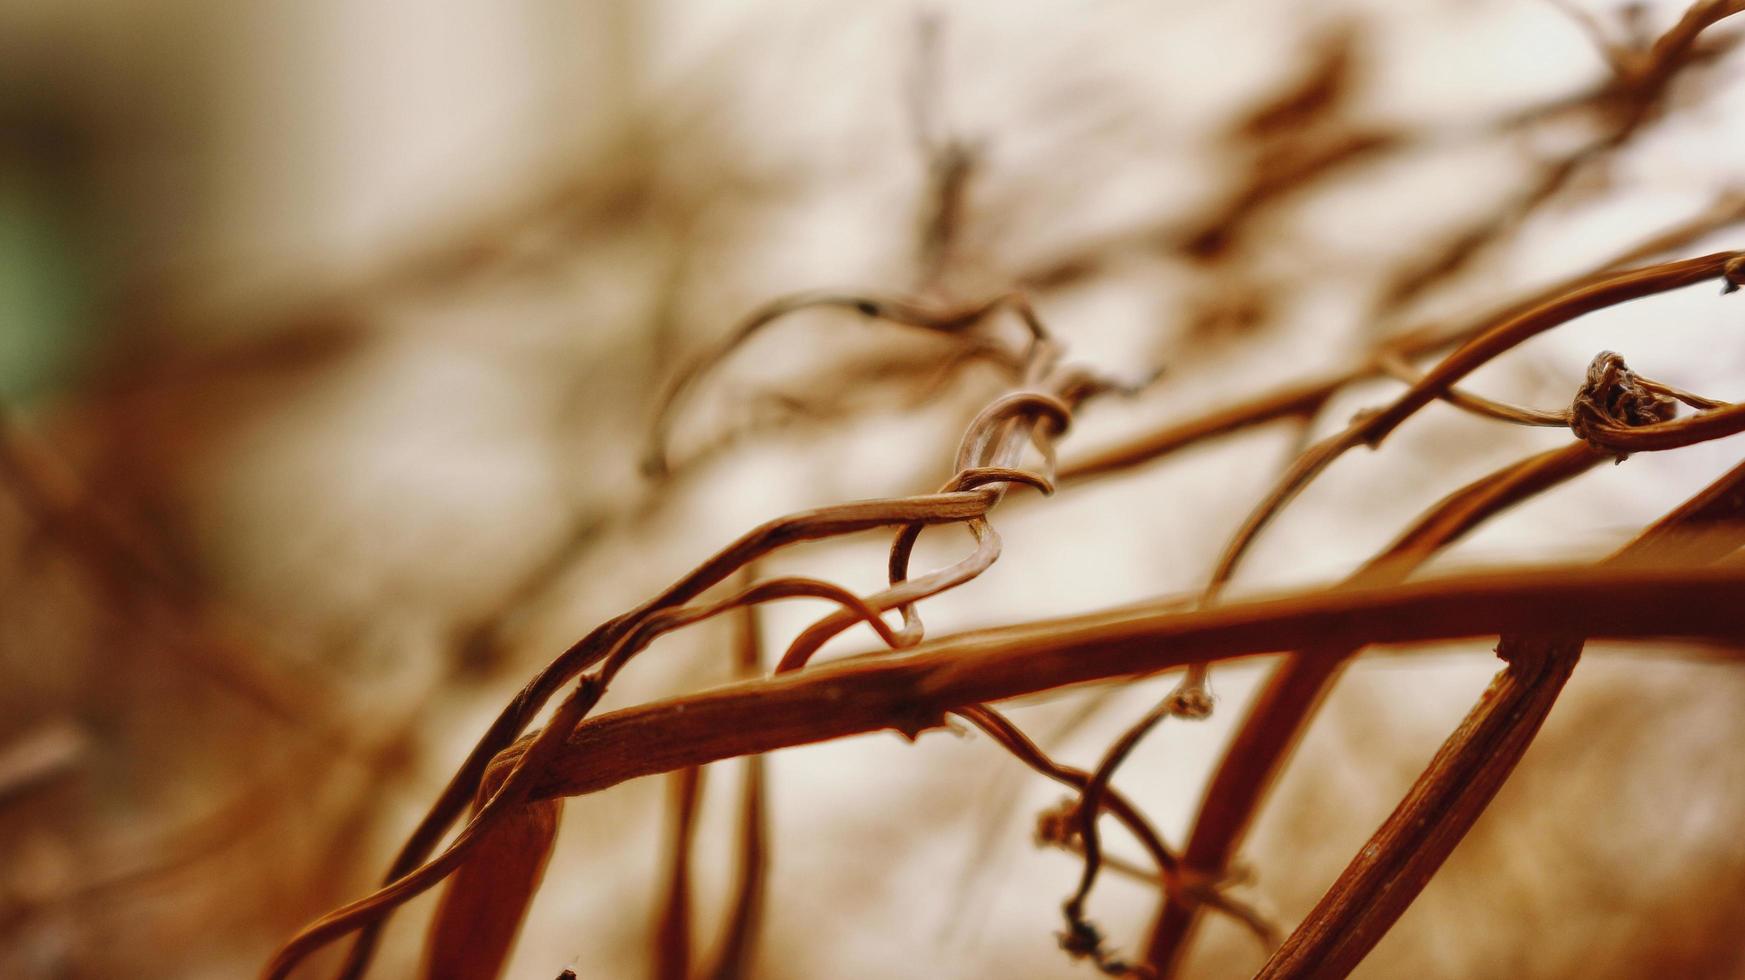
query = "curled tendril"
xmin=1568 ymin=351 xmax=1679 ymax=459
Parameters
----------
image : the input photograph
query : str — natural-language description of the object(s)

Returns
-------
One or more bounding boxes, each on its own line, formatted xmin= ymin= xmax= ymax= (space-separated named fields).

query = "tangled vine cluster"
xmin=244 ymin=3 xmax=1745 ymax=978
xmin=9 ymin=3 xmax=1745 ymax=979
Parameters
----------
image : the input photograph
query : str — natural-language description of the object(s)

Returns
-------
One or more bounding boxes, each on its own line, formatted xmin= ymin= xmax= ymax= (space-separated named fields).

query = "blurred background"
xmin=4 ymin=0 xmax=1745 ymax=976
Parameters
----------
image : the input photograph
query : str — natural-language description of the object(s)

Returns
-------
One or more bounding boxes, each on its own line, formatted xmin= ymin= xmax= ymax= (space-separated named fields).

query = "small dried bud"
xmin=1034 ymin=797 xmax=1082 ymax=849
xmin=1568 ymin=351 xmax=1678 ymax=460
xmin=1058 ymin=917 xmax=1107 ymax=960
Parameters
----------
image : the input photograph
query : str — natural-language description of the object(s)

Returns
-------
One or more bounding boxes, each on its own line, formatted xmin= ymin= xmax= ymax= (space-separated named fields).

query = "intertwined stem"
xmin=1258 ymin=455 xmax=1745 ymax=978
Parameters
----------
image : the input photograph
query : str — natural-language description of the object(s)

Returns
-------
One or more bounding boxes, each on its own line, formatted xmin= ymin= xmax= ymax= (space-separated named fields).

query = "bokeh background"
xmin=4 ymin=0 xmax=1745 ymax=976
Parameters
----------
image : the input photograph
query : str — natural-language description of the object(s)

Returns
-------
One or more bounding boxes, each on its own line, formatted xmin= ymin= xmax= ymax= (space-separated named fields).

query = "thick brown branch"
xmin=524 ymin=563 xmax=1745 ymax=803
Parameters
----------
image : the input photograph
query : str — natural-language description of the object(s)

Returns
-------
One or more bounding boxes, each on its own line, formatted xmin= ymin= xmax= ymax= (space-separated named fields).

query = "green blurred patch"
xmin=0 ymin=173 xmax=94 ymax=403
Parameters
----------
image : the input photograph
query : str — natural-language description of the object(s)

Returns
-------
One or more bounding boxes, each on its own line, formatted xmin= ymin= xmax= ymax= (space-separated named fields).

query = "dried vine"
xmin=226 ymin=4 xmax=1745 ymax=979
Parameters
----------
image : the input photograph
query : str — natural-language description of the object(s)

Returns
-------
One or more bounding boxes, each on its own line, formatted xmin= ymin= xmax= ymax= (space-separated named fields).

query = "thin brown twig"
xmin=701 ymin=591 xmax=768 ymax=980
xmin=1129 ymin=279 xmax=1735 ymax=964
xmin=1358 ymin=251 xmax=1742 ymax=447
xmin=273 ymin=572 xmax=926 ymax=979
xmin=907 ymin=12 xmax=976 ymax=295
xmin=328 ymin=490 xmax=1004 ymax=977
xmin=642 ymin=291 xmax=1041 ymax=478
xmin=1258 ymin=452 xmax=1745 ymax=978
xmin=1200 ymin=250 xmax=1741 ymax=614
xmin=303 ymin=559 xmax=1745 ymax=977
xmin=1060 ymin=202 xmax=1745 ymax=485
xmin=1059 ymin=695 xmax=1180 ymax=976
xmin=654 ymin=765 xmax=704 ymax=980
xmin=1373 ymin=352 xmax=1570 ymax=427
xmin=1143 ymin=442 xmax=1606 ymax=975
xmin=961 ymin=703 xmax=1275 ymax=963
xmin=1373 ymin=0 xmax=1745 ymax=312
xmin=954 ymin=705 xmax=1182 ymax=887
xmin=307 ymin=321 xmax=1080 ymax=977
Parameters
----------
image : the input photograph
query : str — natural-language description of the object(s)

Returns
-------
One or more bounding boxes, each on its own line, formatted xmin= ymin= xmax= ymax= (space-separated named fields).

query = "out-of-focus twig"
xmin=1374 ymin=0 xmax=1745 ymax=313
xmin=653 ymin=766 xmax=704 ymax=980
xmin=701 ymin=591 xmax=768 ymax=980
xmin=0 ymin=407 xmax=346 ymax=732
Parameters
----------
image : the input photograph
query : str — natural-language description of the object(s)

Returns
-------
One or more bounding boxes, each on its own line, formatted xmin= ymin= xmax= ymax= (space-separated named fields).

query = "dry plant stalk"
xmin=224 ymin=4 xmax=1745 ymax=979
xmin=1256 ymin=455 xmax=1745 ymax=978
xmin=267 ymin=248 xmax=1745 ymax=976
xmin=417 ymin=752 xmax=564 ymax=980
